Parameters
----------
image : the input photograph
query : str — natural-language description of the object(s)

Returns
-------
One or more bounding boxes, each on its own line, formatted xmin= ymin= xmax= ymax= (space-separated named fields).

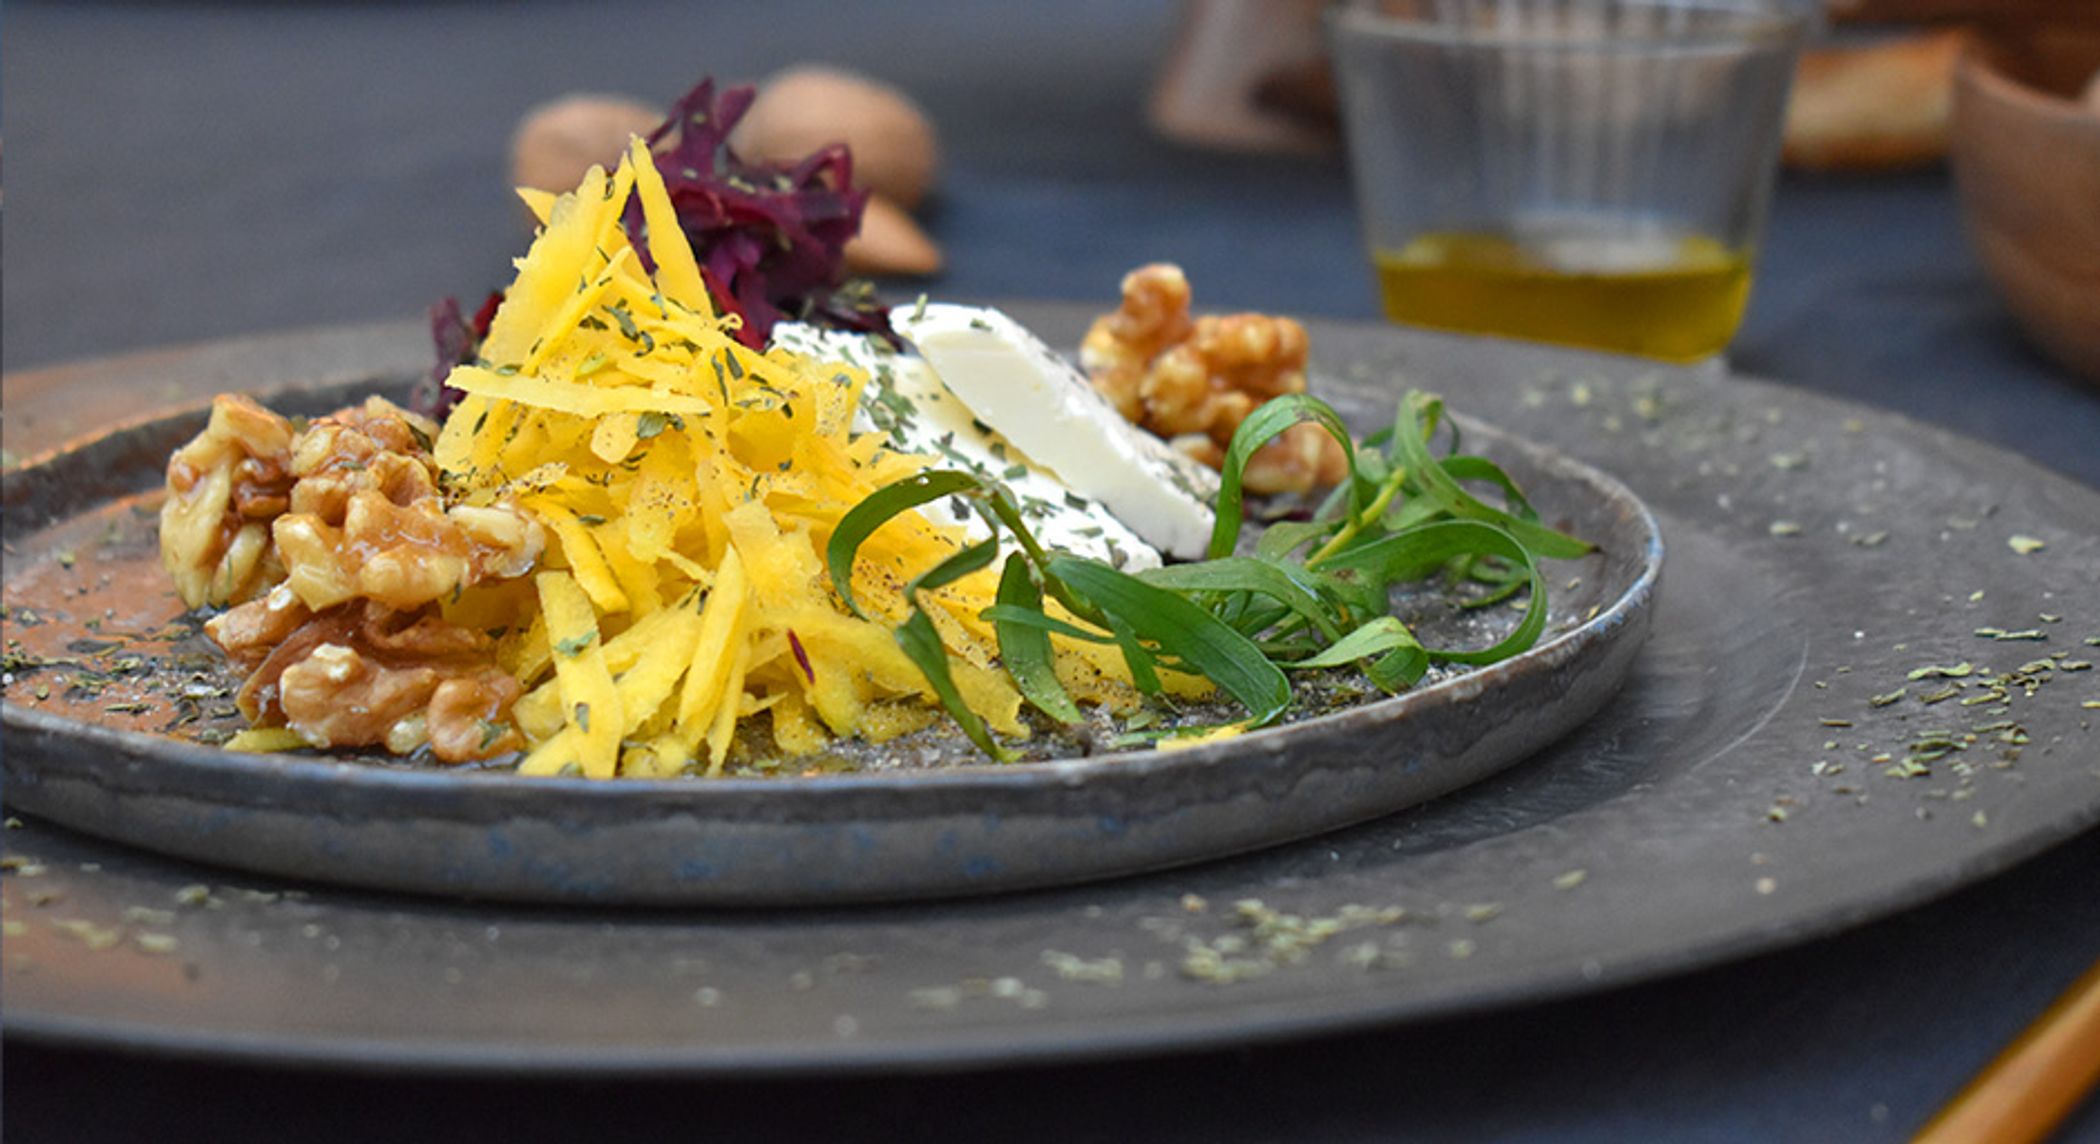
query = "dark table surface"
xmin=4 ymin=2 xmax=2098 ymax=1141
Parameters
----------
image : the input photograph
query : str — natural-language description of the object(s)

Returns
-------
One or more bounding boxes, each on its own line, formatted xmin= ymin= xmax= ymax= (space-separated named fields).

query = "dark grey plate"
xmin=0 ymin=341 xmax=1659 ymax=906
xmin=3 ymin=307 xmax=2097 ymax=1075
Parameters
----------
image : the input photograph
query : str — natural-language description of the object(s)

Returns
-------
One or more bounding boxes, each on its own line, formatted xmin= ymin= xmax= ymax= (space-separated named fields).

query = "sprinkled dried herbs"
xmin=51 ymin=918 xmax=122 ymax=950
xmin=1908 ymin=662 xmax=1974 ymax=681
xmin=1176 ymin=898 xmax=1407 ymax=984
xmin=1040 ymin=950 xmax=1124 ymax=984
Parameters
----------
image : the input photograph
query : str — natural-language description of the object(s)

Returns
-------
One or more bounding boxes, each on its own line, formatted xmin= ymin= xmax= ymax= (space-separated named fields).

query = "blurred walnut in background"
xmin=510 ymin=67 xmax=943 ymax=277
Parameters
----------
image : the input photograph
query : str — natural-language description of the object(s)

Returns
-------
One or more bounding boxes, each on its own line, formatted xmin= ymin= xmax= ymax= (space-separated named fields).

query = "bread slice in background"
xmin=1785 ymin=29 xmax=1969 ymax=171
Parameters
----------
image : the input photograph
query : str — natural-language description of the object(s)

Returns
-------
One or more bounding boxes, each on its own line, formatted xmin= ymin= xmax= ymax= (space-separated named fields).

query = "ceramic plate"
xmin=3 ymin=309 xmax=2095 ymax=1074
xmin=0 ymin=324 xmax=1657 ymax=906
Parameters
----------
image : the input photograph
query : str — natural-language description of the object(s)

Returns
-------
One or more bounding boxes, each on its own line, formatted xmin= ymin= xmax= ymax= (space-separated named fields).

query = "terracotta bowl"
xmin=1950 ymin=27 xmax=2100 ymax=385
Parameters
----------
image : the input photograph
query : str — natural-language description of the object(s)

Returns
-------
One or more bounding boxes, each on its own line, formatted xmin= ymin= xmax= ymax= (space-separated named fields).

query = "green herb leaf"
xmin=1049 ymin=556 xmax=1291 ymax=725
xmin=1113 ymin=627 xmax=1164 ymax=696
xmin=1322 ymin=519 xmax=1549 ymax=665
xmin=907 ymin=538 xmax=999 ymax=596
xmin=635 ymin=410 xmax=684 ymax=440
xmin=1138 ymin=556 xmax=1344 ymax=643
xmin=1209 ymin=395 xmax=1362 ymax=560
xmin=826 ymin=470 xmax=985 ymax=618
xmin=1436 ymin=455 xmax=1541 ymax=522
xmin=978 ymin=604 xmax=1118 ymax=644
xmin=838 ymin=388 xmax=1589 ymax=761
xmin=1385 ymin=394 xmax=1591 ymax=560
xmin=894 ymin=609 xmax=1015 ymax=762
xmin=1287 ymin=616 xmax=1428 ymax=692
xmin=1254 ymin=519 xmax=1337 ymax=564
xmin=994 ymin=554 xmax=1083 ymax=725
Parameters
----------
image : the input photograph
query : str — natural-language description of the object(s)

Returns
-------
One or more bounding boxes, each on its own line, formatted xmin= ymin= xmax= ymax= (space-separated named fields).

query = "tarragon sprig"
xmin=826 ymin=390 xmax=1592 ymax=758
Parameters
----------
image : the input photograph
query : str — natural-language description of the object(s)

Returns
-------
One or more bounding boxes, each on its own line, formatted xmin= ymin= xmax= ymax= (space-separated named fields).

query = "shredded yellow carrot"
xmin=435 ymin=144 xmax=1134 ymax=776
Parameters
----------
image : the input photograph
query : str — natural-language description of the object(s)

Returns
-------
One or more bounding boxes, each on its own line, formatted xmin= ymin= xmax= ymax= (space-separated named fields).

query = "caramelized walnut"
xmin=1183 ymin=313 xmax=1310 ymax=401
xmin=1080 ymin=263 xmax=1195 ymax=422
xmin=204 ymin=582 xmax=315 ymax=674
xmin=270 ymin=397 xmax=545 ymax=612
xmin=211 ymin=597 xmax=524 ymax=763
xmin=278 ymin=643 xmax=445 ymax=752
xmin=163 ymin=395 xmax=545 ymax=614
xmin=1242 ymin=421 xmax=1350 ymax=496
xmin=424 ymin=673 xmax=526 ymax=762
xmin=161 ymin=396 xmax=297 ymax=607
xmin=278 ymin=648 xmax=522 ymax=764
xmin=1081 ymin=265 xmax=1346 ymax=495
xmin=174 ymin=395 xmax=544 ymax=764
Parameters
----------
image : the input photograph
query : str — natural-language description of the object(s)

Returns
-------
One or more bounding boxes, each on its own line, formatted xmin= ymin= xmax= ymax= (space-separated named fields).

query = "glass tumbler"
xmin=1328 ymin=0 xmax=1805 ymax=362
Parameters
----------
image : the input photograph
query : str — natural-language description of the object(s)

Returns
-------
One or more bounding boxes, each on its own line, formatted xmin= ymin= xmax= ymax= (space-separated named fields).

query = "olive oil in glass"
xmin=1374 ymin=224 xmax=1753 ymax=363
xmin=1328 ymin=0 xmax=1802 ymax=366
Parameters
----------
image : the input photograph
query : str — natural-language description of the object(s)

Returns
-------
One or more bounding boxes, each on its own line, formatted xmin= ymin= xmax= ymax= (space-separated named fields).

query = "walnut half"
xmin=161 ymin=396 xmax=297 ymax=608
xmin=1081 ymin=264 xmax=1346 ymax=495
xmin=270 ymin=397 xmax=544 ymax=613
xmin=208 ymin=595 xmax=524 ymax=764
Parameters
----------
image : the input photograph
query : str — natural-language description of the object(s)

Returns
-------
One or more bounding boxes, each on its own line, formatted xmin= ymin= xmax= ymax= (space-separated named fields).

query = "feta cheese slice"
xmin=891 ymin=304 xmax=1219 ymax=561
xmin=771 ymin=323 xmax=1164 ymax=570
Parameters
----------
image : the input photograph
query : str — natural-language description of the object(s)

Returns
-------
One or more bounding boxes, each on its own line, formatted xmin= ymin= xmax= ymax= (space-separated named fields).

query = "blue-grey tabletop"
xmin=3 ymin=2 xmax=2098 ymax=1142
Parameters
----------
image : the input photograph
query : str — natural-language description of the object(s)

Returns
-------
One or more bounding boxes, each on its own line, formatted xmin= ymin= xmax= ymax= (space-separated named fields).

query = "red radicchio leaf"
xmin=630 ymin=78 xmax=895 ymax=348
xmin=413 ymin=291 xmax=503 ymax=417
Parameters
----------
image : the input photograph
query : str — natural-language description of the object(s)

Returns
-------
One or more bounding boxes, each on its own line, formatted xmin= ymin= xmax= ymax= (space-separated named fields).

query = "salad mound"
xmin=156 ymin=79 xmax=1593 ymax=778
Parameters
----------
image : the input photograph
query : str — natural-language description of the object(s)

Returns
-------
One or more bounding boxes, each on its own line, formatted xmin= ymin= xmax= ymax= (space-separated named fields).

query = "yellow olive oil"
xmin=1374 ymin=229 xmax=1753 ymax=362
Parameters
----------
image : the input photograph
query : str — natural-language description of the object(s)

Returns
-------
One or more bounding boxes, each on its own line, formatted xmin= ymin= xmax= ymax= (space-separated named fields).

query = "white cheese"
xmin=890 ymin=304 xmax=1219 ymax=561
xmin=771 ymin=323 xmax=1163 ymax=571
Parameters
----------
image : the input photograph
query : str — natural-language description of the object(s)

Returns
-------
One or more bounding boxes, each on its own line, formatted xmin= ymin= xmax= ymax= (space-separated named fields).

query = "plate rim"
xmin=9 ymin=312 xmax=2096 ymax=1075
xmin=5 ymin=806 xmax=2093 ymax=1079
